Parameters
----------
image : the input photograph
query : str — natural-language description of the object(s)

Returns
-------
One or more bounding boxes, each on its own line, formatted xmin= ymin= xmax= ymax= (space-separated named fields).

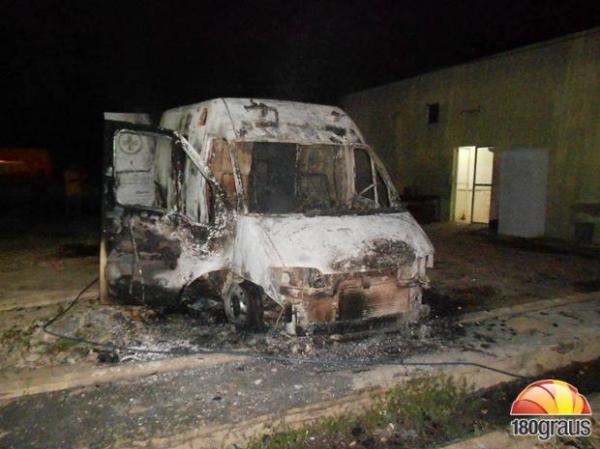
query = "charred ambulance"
xmin=101 ymin=98 xmax=434 ymax=334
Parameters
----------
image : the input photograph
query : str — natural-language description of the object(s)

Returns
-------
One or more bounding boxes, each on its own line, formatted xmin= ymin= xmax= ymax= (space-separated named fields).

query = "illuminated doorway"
xmin=453 ymin=146 xmax=494 ymax=224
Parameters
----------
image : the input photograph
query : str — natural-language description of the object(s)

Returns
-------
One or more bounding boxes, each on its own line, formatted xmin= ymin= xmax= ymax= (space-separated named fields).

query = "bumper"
xmin=280 ymin=272 xmax=427 ymax=334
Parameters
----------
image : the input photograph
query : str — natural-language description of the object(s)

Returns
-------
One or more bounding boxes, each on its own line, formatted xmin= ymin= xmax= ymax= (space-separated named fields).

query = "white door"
xmin=498 ymin=149 xmax=549 ymax=237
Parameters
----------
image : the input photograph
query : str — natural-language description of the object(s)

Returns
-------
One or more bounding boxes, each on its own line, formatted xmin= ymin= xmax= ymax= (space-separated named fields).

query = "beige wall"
xmin=342 ymin=29 xmax=600 ymax=241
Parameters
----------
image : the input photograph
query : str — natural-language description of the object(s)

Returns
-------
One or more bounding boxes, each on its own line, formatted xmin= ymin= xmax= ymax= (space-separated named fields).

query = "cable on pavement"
xmin=42 ymin=277 xmax=528 ymax=379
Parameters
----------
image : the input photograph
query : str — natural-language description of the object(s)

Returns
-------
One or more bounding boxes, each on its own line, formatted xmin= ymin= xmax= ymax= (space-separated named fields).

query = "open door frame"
xmin=100 ymin=120 xmax=180 ymax=304
xmin=450 ymin=146 xmax=494 ymax=224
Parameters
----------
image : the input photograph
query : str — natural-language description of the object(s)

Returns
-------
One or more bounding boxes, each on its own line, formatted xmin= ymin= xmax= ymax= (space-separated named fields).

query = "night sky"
xmin=4 ymin=0 xmax=599 ymax=175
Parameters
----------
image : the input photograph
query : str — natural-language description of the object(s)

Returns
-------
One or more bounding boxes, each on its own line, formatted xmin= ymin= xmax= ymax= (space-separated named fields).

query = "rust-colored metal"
xmin=303 ymin=275 xmax=411 ymax=325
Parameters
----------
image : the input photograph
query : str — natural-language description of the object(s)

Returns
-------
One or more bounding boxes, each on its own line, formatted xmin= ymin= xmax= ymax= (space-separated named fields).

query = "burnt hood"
xmin=233 ymin=212 xmax=434 ymax=279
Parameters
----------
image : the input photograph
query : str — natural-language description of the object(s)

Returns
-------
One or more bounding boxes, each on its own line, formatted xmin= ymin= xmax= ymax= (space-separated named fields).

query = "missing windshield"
xmin=240 ymin=142 xmax=346 ymax=214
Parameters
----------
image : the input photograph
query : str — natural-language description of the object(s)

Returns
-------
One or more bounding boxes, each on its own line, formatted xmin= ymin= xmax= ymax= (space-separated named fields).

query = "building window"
xmin=427 ymin=103 xmax=439 ymax=124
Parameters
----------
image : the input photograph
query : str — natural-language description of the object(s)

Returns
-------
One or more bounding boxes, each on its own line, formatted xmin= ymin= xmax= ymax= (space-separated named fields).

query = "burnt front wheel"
xmin=224 ymin=282 xmax=264 ymax=332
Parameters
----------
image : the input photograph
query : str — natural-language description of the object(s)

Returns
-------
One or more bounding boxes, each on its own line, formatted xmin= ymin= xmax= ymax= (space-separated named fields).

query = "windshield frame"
xmin=228 ymin=139 xmax=402 ymax=216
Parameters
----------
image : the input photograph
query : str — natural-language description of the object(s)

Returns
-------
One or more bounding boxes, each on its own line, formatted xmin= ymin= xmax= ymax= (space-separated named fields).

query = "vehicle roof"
xmin=160 ymin=98 xmax=365 ymax=146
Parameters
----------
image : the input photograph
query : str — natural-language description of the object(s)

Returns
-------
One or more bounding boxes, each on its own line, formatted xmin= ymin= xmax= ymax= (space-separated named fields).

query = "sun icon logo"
xmin=511 ymin=379 xmax=592 ymax=416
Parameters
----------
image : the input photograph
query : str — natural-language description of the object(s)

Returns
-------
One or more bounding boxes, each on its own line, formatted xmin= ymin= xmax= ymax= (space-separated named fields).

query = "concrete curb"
xmin=139 ymin=332 xmax=600 ymax=449
xmin=0 ymin=289 xmax=97 ymax=312
xmin=0 ymin=353 xmax=248 ymax=401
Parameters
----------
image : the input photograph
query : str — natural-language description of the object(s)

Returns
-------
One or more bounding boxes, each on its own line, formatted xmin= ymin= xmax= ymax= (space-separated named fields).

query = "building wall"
xmin=341 ymin=29 xmax=600 ymax=241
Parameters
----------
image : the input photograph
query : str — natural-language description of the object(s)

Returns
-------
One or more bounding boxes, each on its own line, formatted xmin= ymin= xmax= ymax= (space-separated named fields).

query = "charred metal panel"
xmin=338 ymin=281 xmax=411 ymax=320
xmin=101 ymin=121 xmax=235 ymax=308
xmin=160 ymin=98 xmax=366 ymax=146
xmin=233 ymin=214 xmax=432 ymax=279
xmin=232 ymin=212 xmax=433 ymax=333
xmin=300 ymin=274 xmax=411 ymax=323
xmin=331 ymin=239 xmax=416 ymax=272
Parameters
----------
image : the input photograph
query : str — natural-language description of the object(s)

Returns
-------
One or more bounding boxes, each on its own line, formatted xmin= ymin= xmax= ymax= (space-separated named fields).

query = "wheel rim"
xmin=226 ymin=285 xmax=249 ymax=324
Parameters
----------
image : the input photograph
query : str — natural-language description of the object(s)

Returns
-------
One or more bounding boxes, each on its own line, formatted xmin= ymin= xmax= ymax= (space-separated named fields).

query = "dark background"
xmin=3 ymin=0 xmax=600 ymax=180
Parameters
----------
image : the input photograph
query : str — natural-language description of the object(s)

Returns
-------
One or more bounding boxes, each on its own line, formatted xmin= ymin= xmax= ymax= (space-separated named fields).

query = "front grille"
xmin=338 ymin=283 xmax=410 ymax=320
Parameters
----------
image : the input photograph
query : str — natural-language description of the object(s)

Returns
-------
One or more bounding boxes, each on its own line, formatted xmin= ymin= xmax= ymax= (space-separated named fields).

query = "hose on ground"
xmin=42 ymin=277 xmax=528 ymax=379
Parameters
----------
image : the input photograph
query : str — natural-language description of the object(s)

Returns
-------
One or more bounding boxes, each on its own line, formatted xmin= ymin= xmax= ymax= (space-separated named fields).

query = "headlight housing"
xmin=304 ymin=267 xmax=327 ymax=288
xmin=397 ymin=262 xmax=417 ymax=281
xmin=271 ymin=268 xmax=300 ymax=287
xmin=271 ymin=267 xmax=329 ymax=289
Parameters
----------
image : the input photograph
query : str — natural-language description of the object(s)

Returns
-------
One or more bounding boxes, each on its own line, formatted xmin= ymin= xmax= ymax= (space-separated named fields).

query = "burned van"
xmin=101 ymin=98 xmax=434 ymax=334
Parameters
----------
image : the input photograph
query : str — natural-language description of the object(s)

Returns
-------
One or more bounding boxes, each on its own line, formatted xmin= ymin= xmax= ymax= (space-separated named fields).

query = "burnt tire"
xmin=224 ymin=281 xmax=264 ymax=332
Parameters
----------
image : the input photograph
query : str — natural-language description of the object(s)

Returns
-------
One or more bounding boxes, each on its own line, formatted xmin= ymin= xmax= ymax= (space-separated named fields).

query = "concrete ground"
xmin=425 ymin=223 xmax=600 ymax=314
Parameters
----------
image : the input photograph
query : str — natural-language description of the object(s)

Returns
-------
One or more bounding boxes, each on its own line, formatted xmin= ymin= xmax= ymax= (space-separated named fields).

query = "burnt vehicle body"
xmin=101 ymin=98 xmax=434 ymax=334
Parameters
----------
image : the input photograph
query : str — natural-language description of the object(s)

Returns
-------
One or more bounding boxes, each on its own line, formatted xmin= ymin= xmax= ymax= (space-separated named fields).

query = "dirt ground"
xmin=424 ymin=224 xmax=600 ymax=316
xmin=1 ymin=221 xmax=599 ymax=374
